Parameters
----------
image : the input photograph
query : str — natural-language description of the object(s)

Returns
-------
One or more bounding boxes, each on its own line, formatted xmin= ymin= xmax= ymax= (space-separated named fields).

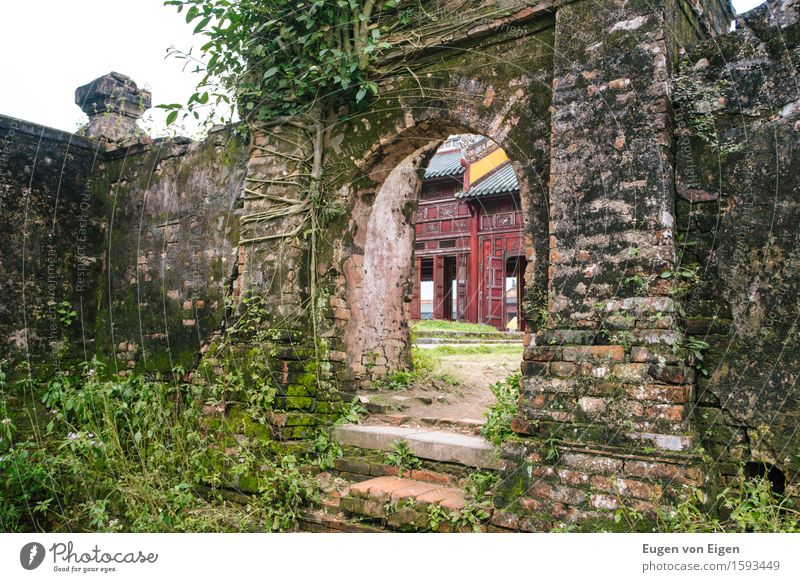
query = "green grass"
xmin=424 ymin=344 xmax=524 ymax=357
xmin=412 ymin=320 xmax=499 ymax=333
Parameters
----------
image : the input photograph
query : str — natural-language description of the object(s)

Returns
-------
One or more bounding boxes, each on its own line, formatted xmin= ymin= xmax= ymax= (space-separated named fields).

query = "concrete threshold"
xmin=333 ymin=424 xmax=498 ymax=470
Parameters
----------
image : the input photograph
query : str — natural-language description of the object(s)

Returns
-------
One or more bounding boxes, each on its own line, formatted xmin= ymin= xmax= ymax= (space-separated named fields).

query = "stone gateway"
xmin=1 ymin=0 xmax=798 ymax=531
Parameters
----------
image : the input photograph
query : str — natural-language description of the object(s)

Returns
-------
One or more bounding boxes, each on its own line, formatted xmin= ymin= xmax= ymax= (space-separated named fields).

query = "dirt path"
xmin=363 ymin=348 xmax=522 ymax=426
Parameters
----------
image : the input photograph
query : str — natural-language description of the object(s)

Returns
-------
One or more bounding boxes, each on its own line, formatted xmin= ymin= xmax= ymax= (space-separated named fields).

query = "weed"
xmin=384 ymin=440 xmax=422 ymax=477
xmin=426 ymin=503 xmax=449 ymax=531
xmin=481 ymin=373 xmax=521 ymax=448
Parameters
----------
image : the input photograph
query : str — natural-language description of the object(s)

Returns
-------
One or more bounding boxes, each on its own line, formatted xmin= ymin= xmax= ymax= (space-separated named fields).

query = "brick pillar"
xmin=495 ymin=0 xmax=715 ymax=531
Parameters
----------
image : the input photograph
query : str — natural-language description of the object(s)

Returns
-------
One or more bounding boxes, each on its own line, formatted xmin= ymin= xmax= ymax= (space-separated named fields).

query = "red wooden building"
xmin=411 ymin=135 xmax=526 ymax=331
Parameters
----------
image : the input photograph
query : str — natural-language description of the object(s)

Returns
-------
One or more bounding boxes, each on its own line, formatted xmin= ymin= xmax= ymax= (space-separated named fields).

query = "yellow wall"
xmin=468 ymin=147 xmax=509 ymax=185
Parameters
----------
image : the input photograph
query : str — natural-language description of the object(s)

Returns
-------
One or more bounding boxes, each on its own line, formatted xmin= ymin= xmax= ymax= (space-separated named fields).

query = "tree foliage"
xmin=163 ymin=0 xmax=404 ymax=125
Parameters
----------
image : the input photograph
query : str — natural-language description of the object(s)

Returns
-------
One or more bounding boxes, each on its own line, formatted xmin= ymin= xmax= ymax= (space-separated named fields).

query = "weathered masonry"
xmin=1 ymin=0 xmax=799 ymax=530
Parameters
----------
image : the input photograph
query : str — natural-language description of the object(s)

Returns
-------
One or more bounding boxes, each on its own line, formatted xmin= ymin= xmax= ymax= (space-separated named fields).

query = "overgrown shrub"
xmin=657 ymin=475 xmax=800 ymax=533
xmin=0 ymin=356 xmax=316 ymax=533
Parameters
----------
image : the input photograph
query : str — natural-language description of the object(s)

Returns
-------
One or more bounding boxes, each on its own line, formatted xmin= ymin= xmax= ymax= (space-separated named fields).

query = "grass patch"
xmin=412 ymin=320 xmax=499 ymax=333
xmin=372 ymin=345 xmax=463 ymax=389
xmin=424 ymin=344 xmax=524 ymax=357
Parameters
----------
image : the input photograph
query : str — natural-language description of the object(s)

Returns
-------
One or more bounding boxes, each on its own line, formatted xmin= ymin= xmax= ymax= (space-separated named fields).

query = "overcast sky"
xmin=0 ymin=0 xmax=767 ymax=137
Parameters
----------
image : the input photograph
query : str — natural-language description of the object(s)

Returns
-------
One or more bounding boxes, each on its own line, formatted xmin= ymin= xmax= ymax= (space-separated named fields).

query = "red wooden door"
xmin=481 ymin=239 xmax=504 ymax=329
xmin=433 ymin=255 xmax=445 ymax=320
xmin=456 ymin=253 xmax=468 ymax=320
xmin=410 ymin=257 xmax=421 ymax=320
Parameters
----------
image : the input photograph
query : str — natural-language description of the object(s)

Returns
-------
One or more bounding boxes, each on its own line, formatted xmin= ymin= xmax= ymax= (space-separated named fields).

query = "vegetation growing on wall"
xmin=0 ymin=293 xmax=362 ymax=532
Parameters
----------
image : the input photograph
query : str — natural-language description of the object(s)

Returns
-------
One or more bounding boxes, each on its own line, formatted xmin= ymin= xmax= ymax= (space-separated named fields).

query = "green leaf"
xmin=194 ymin=16 xmax=211 ymax=33
xmin=356 ymin=87 xmax=367 ymax=102
xmin=166 ymin=110 xmax=179 ymax=126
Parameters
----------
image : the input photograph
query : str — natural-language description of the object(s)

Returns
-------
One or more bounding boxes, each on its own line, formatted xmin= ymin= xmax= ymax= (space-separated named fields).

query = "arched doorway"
xmin=343 ymin=125 xmax=535 ymax=385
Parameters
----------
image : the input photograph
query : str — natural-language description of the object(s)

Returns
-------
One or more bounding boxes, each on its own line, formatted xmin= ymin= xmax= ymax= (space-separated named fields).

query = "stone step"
xmin=414 ymin=330 xmax=523 ymax=340
xmin=332 ymin=424 xmax=498 ymax=469
xmin=368 ymin=414 xmax=484 ymax=435
xmin=357 ymin=392 xmax=453 ymax=415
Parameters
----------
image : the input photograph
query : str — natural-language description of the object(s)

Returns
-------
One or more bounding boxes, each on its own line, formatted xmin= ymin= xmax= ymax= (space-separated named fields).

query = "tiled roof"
xmin=423 ymin=149 xmax=465 ymax=179
xmin=457 ymin=163 xmax=519 ymax=198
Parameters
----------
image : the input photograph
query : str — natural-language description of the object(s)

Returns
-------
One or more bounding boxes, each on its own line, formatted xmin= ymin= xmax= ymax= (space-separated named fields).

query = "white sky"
xmin=0 ymin=0 xmax=767 ymax=137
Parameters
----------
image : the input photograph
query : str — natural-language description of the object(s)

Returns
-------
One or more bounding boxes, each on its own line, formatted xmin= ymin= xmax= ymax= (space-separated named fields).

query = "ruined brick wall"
xmin=0 ymin=115 xmax=248 ymax=376
xmin=675 ymin=0 xmax=800 ymax=488
xmin=94 ymin=130 xmax=247 ymax=375
xmin=0 ymin=115 xmax=106 ymax=373
xmin=489 ymin=0 xmax=740 ymax=531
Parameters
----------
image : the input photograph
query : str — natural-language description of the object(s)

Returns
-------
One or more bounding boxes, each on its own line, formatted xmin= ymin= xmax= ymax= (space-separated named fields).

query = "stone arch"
xmin=339 ymin=109 xmax=550 ymax=384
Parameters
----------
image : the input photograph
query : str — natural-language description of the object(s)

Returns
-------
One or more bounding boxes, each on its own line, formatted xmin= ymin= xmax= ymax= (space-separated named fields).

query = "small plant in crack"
xmin=384 ymin=440 xmax=422 ymax=477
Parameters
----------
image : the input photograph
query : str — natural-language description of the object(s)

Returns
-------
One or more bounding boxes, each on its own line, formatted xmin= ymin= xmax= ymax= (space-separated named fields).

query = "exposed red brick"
xmin=614 ymin=477 xmax=663 ymax=500
xmin=511 ymin=417 xmax=538 ymax=435
xmin=519 ymin=496 xmax=545 ymax=513
xmin=389 ymin=481 xmax=439 ymax=501
xmin=529 ymin=481 xmax=585 ymax=506
xmin=491 ymin=510 xmax=520 ymax=530
xmin=410 ymin=469 xmax=452 ymax=486
xmin=550 ymin=361 xmax=578 ymax=376
xmin=649 ymin=364 xmax=694 ymax=384
xmin=644 ymin=404 xmax=685 ymax=421
xmin=625 ymin=384 xmax=691 ymax=403
xmin=577 ymin=396 xmax=607 ymax=415
xmin=624 ymin=460 xmax=703 ymax=486
xmin=589 ymin=474 xmax=614 ymax=493
xmin=590 ymin=493 xmax=619 ymax=510
xmin=611 ymin=363 xmax=649 ymax=381
xmin=557 ymin=468 xmax=592 ymax=488
xmin=551 ymin=502 xmax=578 ymax=521
xmin=563 ymin=345 xmax=625 ymax=362
xmin=527 ymin=481 xmax=553 ymax=500
xmin=524 ymin=346 xmax=562 ymax=361
xmin=533 ymin=465 xmax=557 ymax=479
xmin=349 ymin=476 xmax=398 ymax=498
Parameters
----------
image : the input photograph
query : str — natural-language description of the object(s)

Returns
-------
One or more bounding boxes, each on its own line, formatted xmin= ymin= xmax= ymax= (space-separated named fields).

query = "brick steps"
xmin=298 ymin=508 xmax=390 ymax=532
xmin=340 ymin=475 xmax=485 ymax=532
xmin=357 ymin=392 xmax=453 ymax=415
xmin=332 ymin=455 xmax=465 ymax=486
xmin=333 ymin=424 xmax=498 ymax=469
